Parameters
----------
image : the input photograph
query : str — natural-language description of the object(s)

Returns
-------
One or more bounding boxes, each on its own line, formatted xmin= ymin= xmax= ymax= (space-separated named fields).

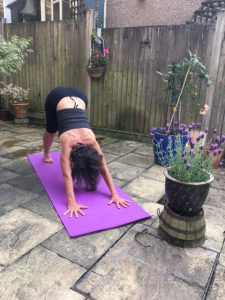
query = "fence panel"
xmin=90 ymin=25 xmax=213 ymax=135
xmin=4 ymin=20 xmax=88 ymax=122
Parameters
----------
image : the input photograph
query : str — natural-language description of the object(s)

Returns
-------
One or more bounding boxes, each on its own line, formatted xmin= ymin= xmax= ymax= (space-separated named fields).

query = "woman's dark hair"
xmin=70 ymin=144 xmax=103 ymax=191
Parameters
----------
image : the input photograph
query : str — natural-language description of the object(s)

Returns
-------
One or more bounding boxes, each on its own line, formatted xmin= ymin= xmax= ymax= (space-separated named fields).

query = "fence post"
xmin=85 ymin=10 xmax=95 ymax=121
xmin=203 ymin=10 xmax=225 ymax=132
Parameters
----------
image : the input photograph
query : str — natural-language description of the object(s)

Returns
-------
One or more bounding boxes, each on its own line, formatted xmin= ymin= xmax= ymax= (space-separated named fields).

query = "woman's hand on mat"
xmin=108 ymin=195 xmax=130 ymax=209
xmin=43 ymin=154 xmax=53 ymax=163
xmin=63 ymin=202 xmax=88 ymax=218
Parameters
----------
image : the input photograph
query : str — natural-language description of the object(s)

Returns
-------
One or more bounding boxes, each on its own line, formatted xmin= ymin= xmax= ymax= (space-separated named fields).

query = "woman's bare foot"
xmin=43 ymin=153 xmax=53 ymax=163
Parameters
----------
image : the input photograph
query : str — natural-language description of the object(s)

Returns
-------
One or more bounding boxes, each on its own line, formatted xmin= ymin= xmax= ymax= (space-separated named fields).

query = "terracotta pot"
xmin=212 ymin=149 xmax=224 ymax=169
xmin=10 ymin=102 xmax=29 ymax=119
xmin=164 ymin=169 xmax=214 ymax=217
xmin=86 ymin=66 xmax=105 ymax=79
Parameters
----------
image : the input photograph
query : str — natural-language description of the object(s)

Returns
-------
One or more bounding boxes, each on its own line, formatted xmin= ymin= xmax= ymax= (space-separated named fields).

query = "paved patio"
xmin=0 ymin=120 xmax=225 ymax=300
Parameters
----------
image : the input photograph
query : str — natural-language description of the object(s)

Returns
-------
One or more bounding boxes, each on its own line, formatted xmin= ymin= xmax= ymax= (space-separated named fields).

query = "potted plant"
xmin=150 ymin=51 xmax=211 ymax=165
xmin=154 ymin=124 xmax=225 ymax=247
xmin=0 ymin=83 xmax=30 ymax=121
xmin=0 ymin=35 xmax=32 ymax=120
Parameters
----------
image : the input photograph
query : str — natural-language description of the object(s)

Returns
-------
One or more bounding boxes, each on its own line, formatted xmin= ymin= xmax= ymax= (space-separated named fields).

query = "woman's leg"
xmin=43 ymin=90 xmax=59 ymax=162
xmin=43 ymin=131 xmax=55 ymax=163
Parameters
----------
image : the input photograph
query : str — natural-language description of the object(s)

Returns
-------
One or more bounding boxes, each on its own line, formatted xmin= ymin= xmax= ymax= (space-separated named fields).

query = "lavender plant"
xmin=152 ymin=125 xmax=225 ymax=182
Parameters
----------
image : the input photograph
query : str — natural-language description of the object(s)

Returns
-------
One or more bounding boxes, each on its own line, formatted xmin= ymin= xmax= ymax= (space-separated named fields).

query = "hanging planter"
xmin=86 ymin=65 xmax=106 ymax=79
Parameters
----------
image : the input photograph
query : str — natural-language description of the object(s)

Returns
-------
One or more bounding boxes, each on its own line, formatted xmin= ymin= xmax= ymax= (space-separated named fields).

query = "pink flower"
xmin=95 ymin=54 xmax=100 ymax=58
xmin=103 ymin=48 xmax=110 ymax=55
xmin=200 ymin=104 xmax=209 ymax=115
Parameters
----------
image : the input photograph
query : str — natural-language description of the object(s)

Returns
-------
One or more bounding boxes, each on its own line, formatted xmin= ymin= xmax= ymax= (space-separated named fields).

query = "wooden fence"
xmin=2 ymin=11 xmax=225 ymax=137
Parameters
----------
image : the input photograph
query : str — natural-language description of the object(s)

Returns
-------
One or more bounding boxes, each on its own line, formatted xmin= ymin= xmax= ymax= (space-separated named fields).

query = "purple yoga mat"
xmin=28 ymin=152 xmax=151 ymax=237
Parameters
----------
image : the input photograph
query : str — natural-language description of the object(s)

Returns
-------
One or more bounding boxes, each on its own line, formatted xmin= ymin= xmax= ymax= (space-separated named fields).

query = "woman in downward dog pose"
xmin=43 ymin=87 xmax=129 ymax=218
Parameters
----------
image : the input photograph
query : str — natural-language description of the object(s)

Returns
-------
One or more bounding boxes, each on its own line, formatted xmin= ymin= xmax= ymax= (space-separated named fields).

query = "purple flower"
xmin=165 ymin=121 xmax=170 ymax=129
xmin=186 ymin=163 xmax=192 ymax=169
xmin=205 ymin=128 xmax=208 ymax=133
xmin=222 ymin=135 xmax=225 ymax=142
xmin=213 ymin=128 xmax=217 ymax=134
xmin=189 ymin=149 xmax=195 ymax=157
xmin=218 ymin=149 xmax=223 ymax=155
xmin=196 ymin=136 xmax=200 ymax=142
xmin=189 ymin=138 xmax=195 ymax=149
xmin=210 ymin=143 xmax=218 ymax=150
xmin=182 ymin=150 xmax=187 ymax=157
xmin=199 ymin=145 xmax=203 ymax=151
xmin=199 ymin=132 xmax=205 ymax=139
xmin=216 ymin=136 xmax=221 ymax=143
xmin=159 ymin=139 xmax=163 ymax=143
xmin=213 ymin=149 xmax=218 ymax=156
xmin=179 ymin=124 xmax=185 ymax=133
xmin=182 ymin=156 xmax=187 ymax=164
xmin=188 ymin=125 xmax=193 ymax=131
xmin=207 ymin=150 xmax=211 ymax=156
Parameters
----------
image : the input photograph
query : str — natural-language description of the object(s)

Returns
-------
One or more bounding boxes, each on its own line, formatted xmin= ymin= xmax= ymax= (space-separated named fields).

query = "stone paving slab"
xmin=107 ymin=161 xmax=146 ymax=181
xmin=101 ymin=142 xmax=135 ymax=155
xmin=203 ymin=205 xmax=225 ymax=252
xmin=18 ymin=140 xmax=44 ymax=148
xmin=0 ymin=130 xmax=18 ymax=138
xmin=75 ymin=271 xmax=103 ymax=295
xmin=0 ymin=246 xmax=86 ymax=300
xmin=89 ymin=256 xmax=204 ymax=300
xmin=211 ymin=170 xmax=225 ymax=190
xmin=0 ymin=157 xmax=10 ymax=164
xmin=124 ymin=176 xmax=165 ymax=202
xmin=127 ymin=225 xmax=216 ymax=287
xmin=117 ymin=152 xmax=155 ymax=168
xmin=103 ymin=152 xmax=120 ymax=163
xmin=114 ymin=140 xmax=148 ymax=148
xmin=21 ymin=194 xmax=61 ymax=223
xmin=141 ymin=164 xmax=166 ymax=182
xmin=1 ymin=157 xmax=33 ymax=175
xmin=219 ymin=242 xmax=225 ymax=267
xmin=0 ymin=208 xmax=62 ymax=266
xmin=42 ymin=226 xmax=128 ymax=269
xmin=205 ymin=187 xmax=225 ymax=209
xmin=0 ymin=137 xmax=24 ymax=148
xmin=207 ymin=264 xmax=225 ymax=299
xmin=8 ymin=173 xmax=46 ymax=195
xmin=134 ymin=145 xmax=154 ymax=156
xmin=14 ymin=132 xmax=43 ymax=142
xmin=95 ymin=136 xmax=118 ymax=146
xmin=0 ymin=145 xmax=26 ymax=157
xmin=0 ymin=167 xmax=19 ymax=183
xmin=0 ymin=183 xmax=38 ymax=217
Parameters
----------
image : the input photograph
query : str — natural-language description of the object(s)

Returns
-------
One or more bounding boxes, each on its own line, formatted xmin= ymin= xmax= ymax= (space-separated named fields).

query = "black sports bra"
xmin=57 ymin=108 xmax=91 ymax=136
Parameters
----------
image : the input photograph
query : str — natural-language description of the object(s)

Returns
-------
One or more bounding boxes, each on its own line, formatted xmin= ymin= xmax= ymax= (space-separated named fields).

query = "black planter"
xmin=164 ymin=169 xmax=214 ymax=217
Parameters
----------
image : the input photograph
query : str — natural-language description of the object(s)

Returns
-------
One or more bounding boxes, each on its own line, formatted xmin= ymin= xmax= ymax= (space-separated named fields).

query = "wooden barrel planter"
xmin=158 ymin=205 xmax=206 ymax=248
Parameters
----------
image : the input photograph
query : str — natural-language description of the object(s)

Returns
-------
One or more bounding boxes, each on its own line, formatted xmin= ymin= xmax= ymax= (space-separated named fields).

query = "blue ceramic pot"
xmin=153 ymin=128 xmax=189 ymax=166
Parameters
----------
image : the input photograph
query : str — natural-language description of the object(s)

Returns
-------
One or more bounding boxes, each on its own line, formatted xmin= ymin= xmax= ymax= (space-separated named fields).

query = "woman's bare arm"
xmin=93 ymin=141 xmax=130 ymax=208
xmin=60 ymin=146 xmax=88 ymax=217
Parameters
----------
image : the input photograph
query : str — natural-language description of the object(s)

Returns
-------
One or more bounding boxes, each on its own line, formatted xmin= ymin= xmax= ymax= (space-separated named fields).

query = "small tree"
xmin=0 ymin=35 xmax=33 ymax=109
xmin=0 ymin=35 xmax=33 ymax=76
xmin=157 ymin=50 xmax=211 ymax=133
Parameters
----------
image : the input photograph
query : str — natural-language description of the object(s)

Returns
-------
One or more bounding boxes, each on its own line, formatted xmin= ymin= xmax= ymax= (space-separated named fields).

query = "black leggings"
xmin=45 ymin=87 xmax=88 ymax=133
